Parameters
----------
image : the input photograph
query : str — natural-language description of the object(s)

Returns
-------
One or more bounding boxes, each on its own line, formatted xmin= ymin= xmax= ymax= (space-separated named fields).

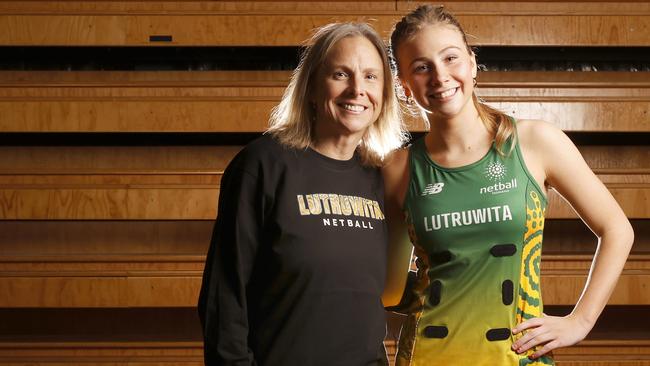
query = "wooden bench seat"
xmin=1 ymin=175 xmax=647 ymax=220
xmin=1 ymin=155 xmax=647 ymax=219
xmin=1 ymin=339 xmax=649 ymax=366
xmin=0 ymin=71 xmax=648 ymax=132
xmin=0 ymin=307 xmax=204 ymax=365
xmin=0 ymin=1 xmax=648 ymax=46
xmin=0 ymin=341 xmax=204 ymax=366
xmin=1 ymin=143 xmax=647 ymax=222
xmin=0 ymin=253 xmax=647 ymax=307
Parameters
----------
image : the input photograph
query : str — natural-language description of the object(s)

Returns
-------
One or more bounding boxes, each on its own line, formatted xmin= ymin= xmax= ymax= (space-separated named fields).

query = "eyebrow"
xmin=364 ymin=67 xmax=382 ymax=74
xmin=328 ymin=65 xmax=383 ymax=74
xmin=408 ymin=45 xmax=463 ymax=67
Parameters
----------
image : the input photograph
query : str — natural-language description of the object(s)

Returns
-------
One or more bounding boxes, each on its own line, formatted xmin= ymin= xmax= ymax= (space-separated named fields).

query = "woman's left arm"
xmin=511 ymin=120 xmax=634 ymax=359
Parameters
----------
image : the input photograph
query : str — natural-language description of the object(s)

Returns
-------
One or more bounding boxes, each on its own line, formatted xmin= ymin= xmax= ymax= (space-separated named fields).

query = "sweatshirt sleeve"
xmin=198 ymin=158 xmax=265 ymax=366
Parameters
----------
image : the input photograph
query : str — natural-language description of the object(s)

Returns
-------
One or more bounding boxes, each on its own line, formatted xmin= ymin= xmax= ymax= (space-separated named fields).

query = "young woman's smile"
xmin=396 ymin=24 xmax=477 ymax=119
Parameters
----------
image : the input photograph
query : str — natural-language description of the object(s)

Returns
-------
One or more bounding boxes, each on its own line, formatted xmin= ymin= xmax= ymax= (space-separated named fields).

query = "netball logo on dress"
xmin=421 ymin=182 xmax=445 ymax=196
xmin=480 ymin=161 xmax=517 ymax=195
xmin=485 ymin=161 xmax=507 ymax=181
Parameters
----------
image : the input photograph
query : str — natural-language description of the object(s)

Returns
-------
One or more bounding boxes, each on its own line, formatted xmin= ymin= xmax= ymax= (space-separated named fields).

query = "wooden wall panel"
xmin=484 ymin=102 xmax=649 ymax=132
xmin=1 ymin=181 xmax=646 ymax=220
xmin=0 ymin=221 xmax=213 ymax=255
xmin=541 ymin=255 xmax=650 ymax=305
xmin=0 ymin=342 xmax=204 ymax=365
xmin=2 ymin=145 xmax=645 ymax=172
xmin=0 ymin=101 xmax=274 ymax=132
xmin=5 ymin=97 xmax=650 ymax=132
xmin=5 ymin=219 xmax=642 ymax=257
xmin=0 ymin=71 xmax=647 ymax=132
xmin=547 ymin=187 xmax=650 ymax=219
xmin=0 ymin=277 xmax=127 ymax=307
xmin=543 ymin=219 xmax=650 ymax=254
xmin=0 ymin=188 xmax=218 ymax=220
xmin=0 ymin=2 xmax=648 ymax=46
xmin=0 ymin=146 xmax=240 ymax=173
xmin=0 ymin=274 xmax=201 ymax=308
xmin=0 ymin=254 xmax=647 ymax=307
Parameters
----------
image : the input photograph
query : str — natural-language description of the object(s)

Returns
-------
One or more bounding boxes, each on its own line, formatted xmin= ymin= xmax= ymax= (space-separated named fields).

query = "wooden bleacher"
xmin=0 ymin=1 xmax=648 ymax=46
xmin=0 ymin=1 xmax=648 ymax=365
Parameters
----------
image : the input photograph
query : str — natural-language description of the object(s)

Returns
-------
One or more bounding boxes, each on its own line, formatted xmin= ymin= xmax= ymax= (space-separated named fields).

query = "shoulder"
xmin=516 ymin=119 xmax=562 ymax=142
xmin=381 ymin=147 xmax=410 ymax=205
xmin=516 ymin=119 xmax=572 ymax=153
xmin=516 ymin=118 xmax=583 ymax=174
xmin=227 ymin=135 xmax=294 ymax=177
xmin=239 ymin=134 xmax=288 ymax=159
xmin=382 ymin=148 xmax=409 ymax=179
xmin=235 ymin=134 xmax=296 ymax=163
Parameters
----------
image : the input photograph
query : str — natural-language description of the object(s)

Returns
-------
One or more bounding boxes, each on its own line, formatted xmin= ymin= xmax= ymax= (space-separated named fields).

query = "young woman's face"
xmin=396 ymin=24 xmax=477 ymax=119
xmin=311 ymin=36 xmax=384 ymax=138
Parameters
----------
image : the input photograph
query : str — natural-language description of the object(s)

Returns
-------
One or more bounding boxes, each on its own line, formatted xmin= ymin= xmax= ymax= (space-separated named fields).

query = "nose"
xmin=430 ymin=66 xmax=449 ymax=86
xmin=347 ymin=76 xmax=366 ymax=96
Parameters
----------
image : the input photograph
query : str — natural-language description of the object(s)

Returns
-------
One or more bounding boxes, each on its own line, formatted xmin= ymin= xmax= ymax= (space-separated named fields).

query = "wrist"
xmin=568 ymin=310 xmax=597 ymax=332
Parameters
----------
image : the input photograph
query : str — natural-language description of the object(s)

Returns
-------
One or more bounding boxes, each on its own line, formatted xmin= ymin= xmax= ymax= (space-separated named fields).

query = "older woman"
xmin=198 ymin=22 xmax=408 ymax=365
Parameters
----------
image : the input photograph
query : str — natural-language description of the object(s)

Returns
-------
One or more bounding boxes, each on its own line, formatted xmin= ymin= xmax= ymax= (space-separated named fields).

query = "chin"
xmin=339 ymin=117 xmax=374 ymax=130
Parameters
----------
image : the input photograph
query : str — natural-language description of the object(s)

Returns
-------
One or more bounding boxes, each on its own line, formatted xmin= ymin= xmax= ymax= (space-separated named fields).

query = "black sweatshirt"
xmin=198 ymin=135 xmax=389 ymax=366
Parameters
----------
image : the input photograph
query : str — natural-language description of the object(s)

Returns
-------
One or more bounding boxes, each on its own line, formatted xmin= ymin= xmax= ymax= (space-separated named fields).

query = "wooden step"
xmin=0 ymin=1 xmax=648 ymax=46
xmin=0 ymin=71 xmax=648 ymax=132
xmin=0 ymin=254 xmax=648 ymax=307
xmin=1 ymin=170 xmax=647 ymax=219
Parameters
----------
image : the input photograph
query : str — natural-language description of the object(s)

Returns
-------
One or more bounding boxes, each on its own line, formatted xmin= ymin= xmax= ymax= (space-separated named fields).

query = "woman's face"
xmin=311 ymin=36 xmax=384 ymax=139
xmin=396 ymin=24 xmax=477 ymax=119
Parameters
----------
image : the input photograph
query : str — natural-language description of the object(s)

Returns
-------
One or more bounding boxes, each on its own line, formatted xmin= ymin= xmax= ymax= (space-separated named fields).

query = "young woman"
xmin=381 ymin=5 xmax=633 ymax=365
xmin=198 ymin=22 xmax=408 ymax=365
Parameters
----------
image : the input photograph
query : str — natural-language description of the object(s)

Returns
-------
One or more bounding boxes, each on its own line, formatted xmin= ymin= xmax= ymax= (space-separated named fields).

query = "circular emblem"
xmin=485 ymin=161 xmax=507 ymax=181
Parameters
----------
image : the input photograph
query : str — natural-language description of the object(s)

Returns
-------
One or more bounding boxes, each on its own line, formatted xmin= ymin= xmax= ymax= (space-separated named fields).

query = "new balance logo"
xmin=422 ymin=182 xmax=445 ymax=196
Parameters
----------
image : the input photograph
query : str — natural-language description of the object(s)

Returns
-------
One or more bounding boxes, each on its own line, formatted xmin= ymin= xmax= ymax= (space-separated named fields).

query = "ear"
xmin=400 ymin=78 xmax=413 ymax=98
xmin=470 ymin=51 xmax=478 ymax=79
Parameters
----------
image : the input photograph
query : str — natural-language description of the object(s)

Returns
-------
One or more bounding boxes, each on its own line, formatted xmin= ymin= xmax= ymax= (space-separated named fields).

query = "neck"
xmin=426 ymin=105 xmax=492 ymax=154
xmin=310 ymin=134 xmax=362 ymax=161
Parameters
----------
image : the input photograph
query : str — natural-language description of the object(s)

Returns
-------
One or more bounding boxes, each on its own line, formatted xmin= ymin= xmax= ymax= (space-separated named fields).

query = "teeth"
xmin=341 ymin=104 xmax=364 ymax=112
xmin=435 ymin=88 xmax=457 ymax=99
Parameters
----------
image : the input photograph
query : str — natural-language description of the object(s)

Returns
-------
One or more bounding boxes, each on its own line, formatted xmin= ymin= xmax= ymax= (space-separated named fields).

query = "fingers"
xmin=530 ymin=340 xmax=560 ymax=359
xmin=512 ymin=317 xmax=544 ymax=334
xmin=513 ymin=329 xmax=554 ymax=354
xmin=511 ymin=328 xmax=538 ymax=351
xmin=512 ymin=315 xmax=589 ymax=359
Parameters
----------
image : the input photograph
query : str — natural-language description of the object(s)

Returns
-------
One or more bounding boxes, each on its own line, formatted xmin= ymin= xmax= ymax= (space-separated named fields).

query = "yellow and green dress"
xmin=397 ymin=132 xmax=554 ymax=366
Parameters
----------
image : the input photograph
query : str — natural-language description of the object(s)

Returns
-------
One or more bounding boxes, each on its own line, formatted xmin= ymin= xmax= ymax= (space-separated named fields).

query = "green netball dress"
xmin=396 ymin=130 xmax=554 ymax=366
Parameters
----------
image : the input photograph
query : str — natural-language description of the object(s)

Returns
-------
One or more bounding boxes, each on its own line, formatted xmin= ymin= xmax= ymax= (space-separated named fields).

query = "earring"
xmin=473 ymin=78 xmax=477 ymax=87
xmin=406 ymin=95 xmax=415 ymax=105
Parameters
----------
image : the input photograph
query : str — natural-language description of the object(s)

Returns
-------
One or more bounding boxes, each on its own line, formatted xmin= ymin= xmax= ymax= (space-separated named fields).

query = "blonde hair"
xmin=390 ymin=5 xmax=515 ymax=155
xmin=267 ymin=22 xmax=409 ymax=166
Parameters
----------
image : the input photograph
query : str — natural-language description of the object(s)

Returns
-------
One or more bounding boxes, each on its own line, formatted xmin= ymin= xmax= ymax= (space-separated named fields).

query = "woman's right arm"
xmin=198 ymin=159 xmax=263 ymax=366
xmin=381 ymin=149 xmax=415 ymax=307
